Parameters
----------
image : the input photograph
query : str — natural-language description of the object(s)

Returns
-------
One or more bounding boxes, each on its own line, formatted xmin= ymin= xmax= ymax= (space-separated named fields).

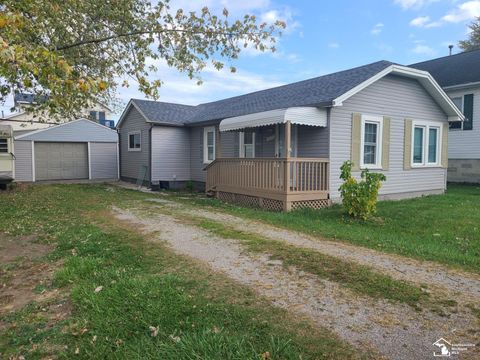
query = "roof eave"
xmin=116 ymin=100 xmax=151 ymax=129
xmin=332 ymin=64 xmax=465 ymax=121
xmin=443 ymin=81 xmax=480 ymax=91
xmin=149 ymin=121 xmax=185 ymax=127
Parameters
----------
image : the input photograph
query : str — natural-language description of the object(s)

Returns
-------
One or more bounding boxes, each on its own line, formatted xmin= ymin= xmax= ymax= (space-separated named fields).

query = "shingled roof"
xmin=131 ymin=99 xmax=196 ymax=125
xmin=187 ymin=60 xmax=394 ymax=123
xmin=410 ymin=49 xmax=480 ymax=88
xmin=122 ymin=60 xmax=394 ymax=127
xmin=120 ymin=59 xmax=463 ymax=127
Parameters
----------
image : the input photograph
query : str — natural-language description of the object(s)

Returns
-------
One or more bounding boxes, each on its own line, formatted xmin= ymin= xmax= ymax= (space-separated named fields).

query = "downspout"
xmin=149 ymin=123 xmax=153 ymax=188
xmin=117 ymin=128 xmax=122 ymax=181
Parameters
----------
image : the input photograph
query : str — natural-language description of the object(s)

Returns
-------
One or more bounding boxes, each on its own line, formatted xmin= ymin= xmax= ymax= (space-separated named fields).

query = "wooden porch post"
xmin=215 ymin=126 xmax=221 ymax=159
xmin=284 ymin=121 xmax=292 ymax=211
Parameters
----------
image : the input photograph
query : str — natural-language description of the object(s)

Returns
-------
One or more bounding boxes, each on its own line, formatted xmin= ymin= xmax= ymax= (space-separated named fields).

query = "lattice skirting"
xmin=291 ymin=199 xmax=331 ymax=210
xmin=216 ymin=191 xmax=331 ymax=212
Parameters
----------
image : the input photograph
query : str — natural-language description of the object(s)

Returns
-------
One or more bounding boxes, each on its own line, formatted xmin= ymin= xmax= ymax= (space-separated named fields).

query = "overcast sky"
xmin=2 ymin=0 xmax=479 ymax=120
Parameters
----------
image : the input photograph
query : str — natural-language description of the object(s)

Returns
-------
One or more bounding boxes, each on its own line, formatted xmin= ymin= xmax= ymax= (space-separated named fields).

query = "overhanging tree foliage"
xmin=459 ymin=16 xmax=480 ymax=52
xmin=0 ymin=0 xmax=285 ymax=119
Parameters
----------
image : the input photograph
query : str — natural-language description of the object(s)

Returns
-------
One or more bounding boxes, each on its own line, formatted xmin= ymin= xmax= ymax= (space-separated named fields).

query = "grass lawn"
xmin=0 ymin=184 xmax=360 ymax=360
xmin=168 ymin=184 xmax=480 ymax=273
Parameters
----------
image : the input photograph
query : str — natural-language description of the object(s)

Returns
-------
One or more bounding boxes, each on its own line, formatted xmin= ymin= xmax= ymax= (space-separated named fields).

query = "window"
xmin=450 ymin=94 xmax=474 ymax=130
xmin=203 ymin=126 xmax=215 ymax=163
xmin=90 ymin=110 xmax=106 ymax=121
xmin=128 ymin=131 xmax=141 ymax=151
xmin=450 ymin=97 xmax=462 ymax=129
xmin=411 ymin=121 xmax=441 ymax=167
xmin=428 ymin=128 xmax=438 ymax=163
xmin=413 ymin=126 xmax=424 ymax=164
xmin=0 ymin=139 xmax=8 ymax=153
xmin=239 ymin=131 xmax=255 ymax=158
xmin=360 ymin=115 xmax=383 ymax=168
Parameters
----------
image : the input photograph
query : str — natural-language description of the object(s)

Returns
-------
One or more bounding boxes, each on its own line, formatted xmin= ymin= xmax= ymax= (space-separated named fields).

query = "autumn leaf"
xmin=149 ymin=326 xmax=159 ymax=337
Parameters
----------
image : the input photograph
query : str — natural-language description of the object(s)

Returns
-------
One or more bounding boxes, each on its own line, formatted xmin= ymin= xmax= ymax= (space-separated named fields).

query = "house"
xmin=0 ymin=93 xmax=115 ymax=131
xmin=117 ymin=60 xmax=462 ymax=211
xmin=14 ymin=119 xmax=119 ymax=182
xmin=411 ymin=49 xmax=480 ymax=183
xmin=0 ymin=124 xmax=14 ymax=187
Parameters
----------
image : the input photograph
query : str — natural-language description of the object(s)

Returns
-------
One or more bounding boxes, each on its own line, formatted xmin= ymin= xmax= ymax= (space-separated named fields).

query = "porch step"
xmin=205 ymin=186 xmax=216 ymax=197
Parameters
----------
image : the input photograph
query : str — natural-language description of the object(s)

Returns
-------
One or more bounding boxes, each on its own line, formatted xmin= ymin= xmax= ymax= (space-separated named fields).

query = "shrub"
xmin=185 ymin=180 xmax=195 ymax=192
xmin=339 ymin=161 xmax=386 ymax=220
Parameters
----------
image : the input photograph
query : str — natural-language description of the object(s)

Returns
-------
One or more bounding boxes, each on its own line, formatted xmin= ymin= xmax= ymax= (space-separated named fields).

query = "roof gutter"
xmin=443 ymin=81 xmax=480 ymax=91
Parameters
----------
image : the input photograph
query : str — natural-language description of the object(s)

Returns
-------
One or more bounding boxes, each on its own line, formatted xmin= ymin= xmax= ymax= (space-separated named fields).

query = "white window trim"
xmin=411 ymin=120 xmax=442 ymax=168
xmin=128 ymin=131 xmax=141 ymax=152
xmin=239 ymin=131 xmax=256 ymax=158
xmin=450 ymin=96 xmax=464 ymax=131
xmin=360 ymin=115 xmax=383 ymax=169
xmin=203 ymin=126 xmax=216 ymax=164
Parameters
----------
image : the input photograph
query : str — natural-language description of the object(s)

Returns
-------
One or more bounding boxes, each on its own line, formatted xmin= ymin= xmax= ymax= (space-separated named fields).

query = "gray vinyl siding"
xmin=190 ymin=126 xmax=205 ymax=182
xmin=445 ymin=86 xmax=480 ymax=159
xmin=90 ymin=142 xmax=118 ymax=179
xmin=297 ymin=125 xmax=329 ymax=158
xmin=13 ymin=140 xmax=33 ymax=181
xmin=330 ymin=74 xmax=448 ymax=201
xmin=151 ymin=126 xmax=191 ymax=181
xmin=118 ymin=106 xmax=151 ymax=182
xmin=256 ymin=126 xmax=276 ymax=157
xmin=189 ymin=126 xmax=239 ymax=182
xmin=17 ymin=119 xmax=117 ymax=142
xmin=220 ymin=131 xmax=237 ymax=157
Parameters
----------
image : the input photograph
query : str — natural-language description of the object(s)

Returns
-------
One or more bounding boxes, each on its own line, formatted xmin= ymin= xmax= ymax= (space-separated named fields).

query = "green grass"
xmin=167 ymin=184 xmax=480 ymax=273
xmin=0 ymin=184 xmax=360 ymax=359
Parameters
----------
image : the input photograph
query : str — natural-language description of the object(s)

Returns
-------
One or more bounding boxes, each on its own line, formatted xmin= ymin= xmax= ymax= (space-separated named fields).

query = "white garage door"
xmin=35 ymin=142 xmax=88 ymax=181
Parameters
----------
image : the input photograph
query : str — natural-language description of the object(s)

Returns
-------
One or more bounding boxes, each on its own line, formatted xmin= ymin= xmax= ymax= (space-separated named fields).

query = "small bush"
xmin=185 ymin=180 xmax=194 ymax=192
xmin=339 ymin=161 xmax=386 ymax=220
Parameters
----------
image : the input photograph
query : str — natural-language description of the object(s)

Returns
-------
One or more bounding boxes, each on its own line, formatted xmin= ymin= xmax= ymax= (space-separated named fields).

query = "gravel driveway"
xmin=112 ymin=200 xmax=479 ymax=360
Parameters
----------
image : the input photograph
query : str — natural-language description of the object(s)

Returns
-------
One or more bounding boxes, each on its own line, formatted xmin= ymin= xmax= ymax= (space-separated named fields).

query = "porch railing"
xmin=205 ymin=157 xmax=329 ymax=195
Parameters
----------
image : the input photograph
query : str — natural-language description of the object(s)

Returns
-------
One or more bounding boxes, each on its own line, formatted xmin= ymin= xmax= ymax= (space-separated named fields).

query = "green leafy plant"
xmin=185 ymin=180 xmax=194 ymax=192
xmin=339 ymin=161 xmax=386 ymax=220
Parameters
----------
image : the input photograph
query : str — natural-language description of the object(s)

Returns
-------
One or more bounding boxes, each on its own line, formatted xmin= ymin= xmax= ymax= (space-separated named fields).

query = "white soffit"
xmin=219 ymin=107 xmax=327 ymax=132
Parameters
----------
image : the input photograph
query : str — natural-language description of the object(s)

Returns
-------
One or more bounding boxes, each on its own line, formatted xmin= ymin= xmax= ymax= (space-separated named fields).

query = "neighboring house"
xmin=0 ymin=93 xmax=115 ymax=131
xmin=0 ymin=124 xmax=14 ymax=186
xmin=411 ymin=49 xmax=480 ymax=183
xmin=14 ymin=119 xmax=119 ymax=182
xmin=117 ymin=61 xmax=462 ymax=211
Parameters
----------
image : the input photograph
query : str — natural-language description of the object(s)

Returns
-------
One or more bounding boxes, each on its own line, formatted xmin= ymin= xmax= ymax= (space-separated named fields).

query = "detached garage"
xmin=14 ymin=119 xmax=118 ymax=182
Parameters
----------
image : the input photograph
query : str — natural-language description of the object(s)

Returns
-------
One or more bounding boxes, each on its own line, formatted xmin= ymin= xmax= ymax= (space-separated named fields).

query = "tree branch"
xmin=54 ymin=28 xmax=258 ymax=52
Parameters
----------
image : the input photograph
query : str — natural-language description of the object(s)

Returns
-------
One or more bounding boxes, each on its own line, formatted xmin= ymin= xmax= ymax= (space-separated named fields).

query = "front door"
xmin=275 ymin=124 xmax=297 ymax=157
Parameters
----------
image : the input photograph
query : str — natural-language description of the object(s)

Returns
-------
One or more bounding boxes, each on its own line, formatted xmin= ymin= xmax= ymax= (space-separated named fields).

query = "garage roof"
xmin=15 ymin=118 xmax=118 ymax=143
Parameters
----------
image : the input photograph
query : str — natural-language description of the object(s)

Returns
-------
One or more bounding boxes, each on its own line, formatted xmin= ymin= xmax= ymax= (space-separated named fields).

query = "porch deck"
xmin=206 ymin=157 xmax=330 ymax=211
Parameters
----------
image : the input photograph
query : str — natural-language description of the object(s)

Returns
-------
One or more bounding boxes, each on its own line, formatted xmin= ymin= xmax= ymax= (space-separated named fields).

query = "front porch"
xmin=204 ymin=107 xmax=331 ymax=211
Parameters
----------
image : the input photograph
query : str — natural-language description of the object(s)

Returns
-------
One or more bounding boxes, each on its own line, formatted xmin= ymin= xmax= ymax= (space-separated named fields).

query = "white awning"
xmin=219 ymin=107 xmax=327 ymax=132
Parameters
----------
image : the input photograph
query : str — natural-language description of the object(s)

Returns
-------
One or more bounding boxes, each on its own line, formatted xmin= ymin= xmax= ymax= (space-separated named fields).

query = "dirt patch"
xmin=0 ymin=233 xmax=59 ymax=315
xmin=113 ymin=206 xmax=479 ymax=360
xmin=0 ymin=233 xmax=53 ymax=263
